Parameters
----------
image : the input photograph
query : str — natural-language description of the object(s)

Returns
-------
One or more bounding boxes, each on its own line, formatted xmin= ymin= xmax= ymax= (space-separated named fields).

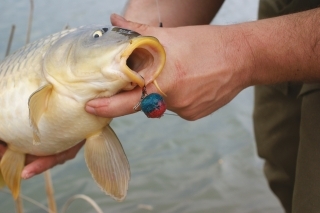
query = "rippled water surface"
xmin=0 ymin=0 xmax=282 ymax=212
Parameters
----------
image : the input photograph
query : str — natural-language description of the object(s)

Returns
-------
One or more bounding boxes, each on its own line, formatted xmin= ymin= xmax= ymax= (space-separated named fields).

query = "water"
xmin=0 ymin=0 xmax=283 ymax=212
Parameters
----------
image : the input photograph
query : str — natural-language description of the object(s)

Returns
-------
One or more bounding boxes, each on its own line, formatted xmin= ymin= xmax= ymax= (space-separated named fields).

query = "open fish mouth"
xmin=120 ymin=36 xmax=166 ymax=91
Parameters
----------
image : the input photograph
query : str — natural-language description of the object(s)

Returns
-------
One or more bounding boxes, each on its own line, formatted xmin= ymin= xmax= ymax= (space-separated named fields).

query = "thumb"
xmin=110 ymin=13 xmax=153 ymax=35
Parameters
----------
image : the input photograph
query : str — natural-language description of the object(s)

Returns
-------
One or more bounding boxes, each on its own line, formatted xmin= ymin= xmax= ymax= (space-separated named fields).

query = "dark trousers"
xmin=254 ymin=83 xmax=320 ymax=213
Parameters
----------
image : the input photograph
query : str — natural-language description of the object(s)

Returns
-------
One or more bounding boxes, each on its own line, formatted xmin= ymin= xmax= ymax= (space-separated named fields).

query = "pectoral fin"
xmin=85 ymin=126 xmax=130 ymax=201
xmin=28 ymin=84 xmax=53 ymax=145
xmin=0 ymin=148 xmax=25 ymax=199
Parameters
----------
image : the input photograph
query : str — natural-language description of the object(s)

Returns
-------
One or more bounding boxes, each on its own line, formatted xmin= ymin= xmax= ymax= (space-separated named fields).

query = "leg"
xmin=292 ymin=87 xmax=320 ymax=213
xmin=253 ymin=83 xmax=302 ymax=213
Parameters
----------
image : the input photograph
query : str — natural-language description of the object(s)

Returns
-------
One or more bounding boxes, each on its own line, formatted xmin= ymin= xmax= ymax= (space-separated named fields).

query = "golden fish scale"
xmin=0 ymin=25 xmax=166 ymax=201
xmin=0 ymin=28 xmax=102 ymax=155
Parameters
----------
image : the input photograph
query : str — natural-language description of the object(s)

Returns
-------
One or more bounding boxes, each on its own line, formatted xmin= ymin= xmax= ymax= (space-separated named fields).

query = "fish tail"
xmin=0 ymin=148 xmax=25 ymax=199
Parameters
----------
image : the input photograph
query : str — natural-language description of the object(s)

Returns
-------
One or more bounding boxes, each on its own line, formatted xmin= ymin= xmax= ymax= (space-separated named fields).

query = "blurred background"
xmin=0 ymin=0 xmax=283 ymax=212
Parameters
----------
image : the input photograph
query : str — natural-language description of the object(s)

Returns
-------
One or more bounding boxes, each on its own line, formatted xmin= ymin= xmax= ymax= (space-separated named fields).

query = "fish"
xmin=0 ymin=25 xmax=166 ymax=201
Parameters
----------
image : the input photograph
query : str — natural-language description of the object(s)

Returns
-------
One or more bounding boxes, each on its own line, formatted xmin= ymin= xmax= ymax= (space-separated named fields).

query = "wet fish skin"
xmin=0 ymin=25 xmax=166 ymax=201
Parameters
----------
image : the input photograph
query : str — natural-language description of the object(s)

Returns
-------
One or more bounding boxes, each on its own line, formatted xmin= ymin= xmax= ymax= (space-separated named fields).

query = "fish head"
xmin=43 ymin=26 xmax=165 ymax=100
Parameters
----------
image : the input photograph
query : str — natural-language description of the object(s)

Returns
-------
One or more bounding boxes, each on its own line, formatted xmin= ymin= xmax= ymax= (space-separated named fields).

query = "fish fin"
xmin=0 ymin=148 xmax=25 ymax=199
xmin=28 ymin=84 xmax=53 ymax=145
xmin=85 ymin=125 xmax=130 ymax=201
xmin=0 ymin=170 xmax=6 ymax=189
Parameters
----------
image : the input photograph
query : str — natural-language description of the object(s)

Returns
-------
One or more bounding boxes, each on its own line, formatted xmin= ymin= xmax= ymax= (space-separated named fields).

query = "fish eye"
xmin=93 ymin=30 xmax=103 ymax=38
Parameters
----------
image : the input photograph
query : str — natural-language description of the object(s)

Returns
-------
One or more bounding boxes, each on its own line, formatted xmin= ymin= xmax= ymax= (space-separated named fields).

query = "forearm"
xmin=123 ymin=0 xmax=224 ymax=27
xmin=239 ymin=8 xmax=320 ymax=85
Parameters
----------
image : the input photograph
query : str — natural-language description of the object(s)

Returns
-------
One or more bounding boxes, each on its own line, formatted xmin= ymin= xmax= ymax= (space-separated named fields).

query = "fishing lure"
xmin=134 ymin=85 xmax=166 ymax=118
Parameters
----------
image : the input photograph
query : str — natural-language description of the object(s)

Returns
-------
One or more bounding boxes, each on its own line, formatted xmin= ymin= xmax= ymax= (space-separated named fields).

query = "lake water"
xmin=0 ymin=0 xmax=283 ymax=212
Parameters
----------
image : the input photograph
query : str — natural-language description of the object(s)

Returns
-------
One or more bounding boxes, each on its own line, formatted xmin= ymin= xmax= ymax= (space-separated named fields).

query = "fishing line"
xmin=155 ymin=0 xmax=163 ymax=27
xmin=155 ymin=1 xmax=179 ymax=117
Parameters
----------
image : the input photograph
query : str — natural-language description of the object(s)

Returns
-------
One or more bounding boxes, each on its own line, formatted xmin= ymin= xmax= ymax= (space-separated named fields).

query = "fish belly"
xmin=0 ymin=77 xmax=39 ymax=152
xmin=0 ymin=81 xmax=109 ymax=156
xmin=33 ymin=90 xmax=110 ymax=156
xmin=0 ymin=32 xmax=57 ymax=153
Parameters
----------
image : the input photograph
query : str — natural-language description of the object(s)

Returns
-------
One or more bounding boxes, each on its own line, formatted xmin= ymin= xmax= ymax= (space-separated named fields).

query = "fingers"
xmin=110 ymin=13 xmax=153 ymax=35
xmin=22 ymin=141 xmax=85 ymax=179
xmin=86 ymin=81 xmax=164 ymax=118
xmin=86 ymin=86 xmax=142 ymax=117
xmin=110 ymin=13 xmax=127 ymax=26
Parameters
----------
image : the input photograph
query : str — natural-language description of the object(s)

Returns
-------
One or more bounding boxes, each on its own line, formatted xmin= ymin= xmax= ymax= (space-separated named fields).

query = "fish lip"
xmin=120 ymin=36 xmax=166 ymax=88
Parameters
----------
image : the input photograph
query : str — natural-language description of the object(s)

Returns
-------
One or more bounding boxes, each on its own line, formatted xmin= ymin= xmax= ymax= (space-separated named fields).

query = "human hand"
xmin=86 ymin=14 xmax=252 ymax=120
xmin=0 ymin=141 xmax=84 ymax=179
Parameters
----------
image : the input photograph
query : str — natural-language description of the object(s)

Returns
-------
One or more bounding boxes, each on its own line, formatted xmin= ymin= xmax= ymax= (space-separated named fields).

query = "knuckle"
xmin=173 ymin=98 xmax=192 ymax=109
xmin=180 ymin=113 xmax=197 ymax=121
xmin=177 ymin=108 xmax=201 ymax=121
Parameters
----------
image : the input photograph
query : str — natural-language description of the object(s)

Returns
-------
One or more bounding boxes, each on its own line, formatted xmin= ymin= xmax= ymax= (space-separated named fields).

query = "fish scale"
xmin=0 ymin=25 xmax=166 ymax=201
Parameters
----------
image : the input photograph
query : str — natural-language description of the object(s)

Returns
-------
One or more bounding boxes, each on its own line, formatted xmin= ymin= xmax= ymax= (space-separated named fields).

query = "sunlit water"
xmin=0 ymin=0 xmax=282 ymax=212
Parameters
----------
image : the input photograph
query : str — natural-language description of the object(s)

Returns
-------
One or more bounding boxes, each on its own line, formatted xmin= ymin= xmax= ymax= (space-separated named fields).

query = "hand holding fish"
xmin=86 ymin=14 xmax=250 ymax=120
xmin=2 ymin=1 xmax=320 ymax=203
xmin=86 ymin=11 xmax=320 ymax=120
xmin=0 ymin=141 xmax=84 ymax=179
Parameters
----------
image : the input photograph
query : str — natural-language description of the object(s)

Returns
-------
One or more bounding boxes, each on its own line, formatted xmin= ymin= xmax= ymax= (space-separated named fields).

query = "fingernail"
xmin=111 ymin=13 xmax=126 ymax=21
xmin=85 ymin=106 xmax=97 ymax=115
xmin=22 ymin=170 xmax=35 ymax=179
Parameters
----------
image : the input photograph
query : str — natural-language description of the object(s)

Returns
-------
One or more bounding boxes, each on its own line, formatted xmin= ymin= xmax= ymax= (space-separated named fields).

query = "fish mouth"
xmin=120 ymin=36 xmax=166 ymax=91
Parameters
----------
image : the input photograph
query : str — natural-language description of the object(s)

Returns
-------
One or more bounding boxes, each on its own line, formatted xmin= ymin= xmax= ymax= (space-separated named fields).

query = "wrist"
xmin=218 ymin=24 xmax=256 ymax=90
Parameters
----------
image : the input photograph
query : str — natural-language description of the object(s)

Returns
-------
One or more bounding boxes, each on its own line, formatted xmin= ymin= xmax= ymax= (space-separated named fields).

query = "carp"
xmin=0 ymin=25 xmax=165 ymax=201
